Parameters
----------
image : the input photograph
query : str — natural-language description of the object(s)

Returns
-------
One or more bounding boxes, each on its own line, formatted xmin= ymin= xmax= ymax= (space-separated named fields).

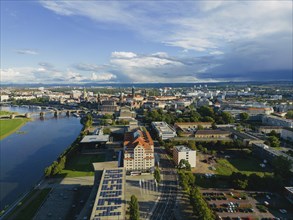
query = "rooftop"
xmin=124 ymin=127 xmax=153 ymax=151
xmin=152 ymin=121 xmax=176 ymax=134
xmin=285 ymin=187 xmax=293 ymax=194
xmin=80 ymin=135 xmax=109 ymax=143
xmin=195 ymin=130 xmax=231 ymax=135
xmin=175 ymin=145 xmax=194 ymax=152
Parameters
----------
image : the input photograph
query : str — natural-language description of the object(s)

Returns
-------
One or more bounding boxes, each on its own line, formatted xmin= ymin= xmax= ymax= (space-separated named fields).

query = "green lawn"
xmin=3 ymin=188 xmax=51 ymax=220
xmin=0 ymin=119 xmax=28 ymax=140
xmin=0 ymin=110 xmax=16 ymax=116
xmin=59 ymin=154 xmax=105 ymax=177
xmin=215 ymin=158 xmax=273 ymax=177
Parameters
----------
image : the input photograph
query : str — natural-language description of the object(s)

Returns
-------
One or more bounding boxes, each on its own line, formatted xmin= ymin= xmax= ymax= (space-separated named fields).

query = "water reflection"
xmin=0 ymin=106 xmax=82 ymax=209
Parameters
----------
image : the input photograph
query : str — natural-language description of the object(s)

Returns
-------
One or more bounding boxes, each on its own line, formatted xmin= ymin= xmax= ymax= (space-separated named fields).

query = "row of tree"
xmin=177 ymin=169 xmax=215 ymax=219
xmin=128 ymin=195 xmax=139 ymax=220
xmin=229 ymin=172 xmax=284 ymax=192
xmin=44 ymin=114 xmax=92 ymax=177
xmin=154 ymin=167 xmax=161 ymax=183
xmin=144 ymin=106 xmax=235 ymax=125
xmin=44 ymin=156 xmax=66 ymax=177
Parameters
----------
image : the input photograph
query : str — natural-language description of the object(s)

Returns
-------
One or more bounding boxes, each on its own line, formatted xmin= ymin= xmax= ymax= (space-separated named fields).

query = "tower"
xmin=132 ymin=86 xmax=135 ymax=98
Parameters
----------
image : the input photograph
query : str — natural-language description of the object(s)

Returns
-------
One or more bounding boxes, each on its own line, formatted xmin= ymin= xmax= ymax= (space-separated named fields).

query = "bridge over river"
xmin=0 ymin=109 xmax=88 ymax=119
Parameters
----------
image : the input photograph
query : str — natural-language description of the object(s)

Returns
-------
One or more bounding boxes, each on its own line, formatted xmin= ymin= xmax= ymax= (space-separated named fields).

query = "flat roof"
xmin=285 ymin=187 xmax=293 ymax=194
xmin=152 ymin=121 xmax=176 ymax=134
xmin=175 ymin=145 xmax=195 ymax=152
xmin=195 ymin=130 xmax=231 ymax=135
xmin=80 ymin=135 xmax=109 ymax=143
xmin=91 ymin=168 xmax=125 ymax=220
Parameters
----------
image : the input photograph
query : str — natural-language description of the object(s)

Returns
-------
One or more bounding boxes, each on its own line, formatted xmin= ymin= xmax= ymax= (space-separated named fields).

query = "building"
xmin=123 ymin=127 xmax=154 ymax=172
xmin=173 ymin=145 xmax=196 ymax=168
xmin=194 ymin=130 xmax=231 ymax=139
xmin=80 ymin=134 xmax=109 ymax=149
xmin=151 ymin=121 xmax=177 ymax=140
xmin=257 ymin=126 xmax=283 ymax=134
xmin=98 ymin=100 xmax=119 ymax=113
xmin=90 ymin=168 xmax=125 ymax=220
xmin=0 ymin=95 xmax=9 ymax=102
xmin=252 ymin=143 xmax=293 ymax=172
xmin=281 ymin=128 xmax=293 ymax=142
xmin=284 ymin=187 xmax=293 ymax=204
xmin=246 ymin=107 xmax=273 ymax=115
xmin=174 ymin=122 xmax=212 ymax=130
xmin=262 ymin=115 xmax=293 ymax=128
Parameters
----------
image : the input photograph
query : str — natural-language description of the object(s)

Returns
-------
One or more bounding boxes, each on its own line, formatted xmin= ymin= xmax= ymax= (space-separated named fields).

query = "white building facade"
xmin=151 ymin=121 xmax=177 ymax=140
xmin=173 ymin=145 xmax=196 ymax=168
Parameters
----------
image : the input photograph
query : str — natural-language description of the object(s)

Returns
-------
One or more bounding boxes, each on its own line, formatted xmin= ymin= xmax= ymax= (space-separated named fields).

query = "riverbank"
xmin=0 ymin=118 xmax=30 ymax=140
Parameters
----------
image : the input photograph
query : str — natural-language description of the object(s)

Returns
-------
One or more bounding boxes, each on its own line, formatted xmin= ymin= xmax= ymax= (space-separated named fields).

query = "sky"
xmin=1 ymin=0 xmax=292 ymax=84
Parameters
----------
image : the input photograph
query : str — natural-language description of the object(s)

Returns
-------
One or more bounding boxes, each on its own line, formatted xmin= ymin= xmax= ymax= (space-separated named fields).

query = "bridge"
xmin=0 ymin=109 xmax=89 ymax=119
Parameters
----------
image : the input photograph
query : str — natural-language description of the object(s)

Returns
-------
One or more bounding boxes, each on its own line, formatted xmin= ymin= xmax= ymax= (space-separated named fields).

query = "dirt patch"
xmin=192 ymin=153 xmax=215 ymax=174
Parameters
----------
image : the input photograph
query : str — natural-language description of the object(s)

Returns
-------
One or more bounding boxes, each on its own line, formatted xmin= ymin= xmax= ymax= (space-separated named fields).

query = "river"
xmin=0 ymin=106 xmax=83 ymax=210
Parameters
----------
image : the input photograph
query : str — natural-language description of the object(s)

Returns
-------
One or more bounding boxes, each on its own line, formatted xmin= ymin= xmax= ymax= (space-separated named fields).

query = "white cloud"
xmin=109 ymin=51 xmax=217 ymax=82
xmin=1 ymin=66 xmax=117 ymax=84
xmin=111 ymin=52 xmax=137 ymax=59
xmin=15 ymin=49 xmax=38 ymax=55
xmin=210 ymin=51 xmax=224 ymax=55
xmin=91 ymin=72 xmax=117 ymax=81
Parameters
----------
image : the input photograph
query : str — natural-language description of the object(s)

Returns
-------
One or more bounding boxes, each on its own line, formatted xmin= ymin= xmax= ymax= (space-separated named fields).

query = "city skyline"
xmin=1 ymin=1 xmax=292 ymax=84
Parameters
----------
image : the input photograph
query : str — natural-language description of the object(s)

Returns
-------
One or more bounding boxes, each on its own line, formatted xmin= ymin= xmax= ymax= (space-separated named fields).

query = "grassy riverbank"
xmin=0 ymin=119 xmax=29 ymax=140
xmin=0 ymin=110 xmax=16 ymax=116
xmin=58 ymin=154 xmax=105 ymax=177
xmin=3 ymin=188 xmax=51 ymax=220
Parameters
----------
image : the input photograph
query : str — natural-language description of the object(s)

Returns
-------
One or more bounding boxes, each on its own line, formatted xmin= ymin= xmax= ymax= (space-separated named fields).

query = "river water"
xmin=0 ymin=106 xmax=82 ymax=210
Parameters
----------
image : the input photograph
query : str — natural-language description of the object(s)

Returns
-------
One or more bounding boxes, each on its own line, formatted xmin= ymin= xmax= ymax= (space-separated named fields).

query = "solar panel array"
xmin=92 ymin=168 xmax=125 ymax=220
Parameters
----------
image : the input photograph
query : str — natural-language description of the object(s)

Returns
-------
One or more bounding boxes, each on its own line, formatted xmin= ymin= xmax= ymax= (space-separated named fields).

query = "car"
xmin=266 ymin=195 xmax=271 ymax=200
xmin=279 ymin=209 xmax=287 ymax=214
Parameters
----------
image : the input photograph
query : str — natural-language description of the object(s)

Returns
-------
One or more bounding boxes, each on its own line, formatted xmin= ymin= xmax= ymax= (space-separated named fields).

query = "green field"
xmin=0 ymin=110 xmax=16 ymax=116
xmin=215 ymin=158 xmax=273 ymax=177
xmin=0 ymin=119 xmax=28 ymax=140
xmin=3 ymin=188 xmax=51 ymax=220
xmin=59 ymin=153 xmax=105 ymax=177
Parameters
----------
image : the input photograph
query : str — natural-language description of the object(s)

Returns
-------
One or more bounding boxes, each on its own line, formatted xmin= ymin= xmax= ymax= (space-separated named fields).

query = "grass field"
xmin=0 ymin=119 xmax=28 ymax=140
xmin=0 ymin=110 xmax=16 ymax=116
xmin=215 ymin=158 xmax=273 ymax=177
xmin=59 ymin=153 xmax=105 ymax=177
xmin=3 ymin=188 xmax=51 ymax=220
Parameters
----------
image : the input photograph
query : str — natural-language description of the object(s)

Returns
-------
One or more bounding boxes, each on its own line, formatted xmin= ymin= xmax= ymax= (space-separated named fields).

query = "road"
xmin=150 ymin=147 xmax=178 ymax=220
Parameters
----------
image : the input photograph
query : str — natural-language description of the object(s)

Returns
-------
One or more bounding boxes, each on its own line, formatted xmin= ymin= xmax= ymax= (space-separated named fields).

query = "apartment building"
xmin=173 ymin=145 xmax=196 ymax=168
xmin=281 ymin=128 xmax=293 ymax=142
xmin=151 ymin=121 xmax=177 ymax=140
xmin=123 ymin=127 xmax=154 ymax=172
xmin=262 ymin=115 xmax=293 ymax=128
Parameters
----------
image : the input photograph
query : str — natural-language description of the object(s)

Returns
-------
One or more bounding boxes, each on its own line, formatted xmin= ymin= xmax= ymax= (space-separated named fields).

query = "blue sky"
xmin=1 ymin=1 xmax=292 ymax=84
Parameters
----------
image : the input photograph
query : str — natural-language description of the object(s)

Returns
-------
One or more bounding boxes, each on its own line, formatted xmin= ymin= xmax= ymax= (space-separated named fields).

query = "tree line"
xmin=178 ymin=169 xmax=215 ymax=219
xmin=144 ymin=106 xmax=235 ymax=125
xmin=44 ymin=114 xmax=92 ymax=177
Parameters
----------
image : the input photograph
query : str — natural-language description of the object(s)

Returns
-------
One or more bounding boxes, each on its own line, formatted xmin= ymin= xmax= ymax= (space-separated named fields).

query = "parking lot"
xmin=200 ymin=189 xmax=292 ymax=219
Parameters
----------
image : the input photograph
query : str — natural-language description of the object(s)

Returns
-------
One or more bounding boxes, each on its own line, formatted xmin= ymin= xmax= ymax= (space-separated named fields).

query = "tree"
xmin=129 ymin=195 xmax=139 ymax=220
xmin=203 ymin=116 xmax=215 ymax=123
xmin=154 ymin=167 xmax=161 ymax=183
xmin=103 ymin=127 xmax=111 ymax=134
xmin=268 ymin=130 xmax=278 ymax=138
xmin=178 ymin=159 xmax=191 ymax=171
xmin=198 ymin=106 xmax=215 ymax=118
xmin=272 ymin=156 xmax=292 ymax=178
xmin=197 ymin=125 xmax=204 ymax=130
xmin=44 ymin=166 xmax=52 ymax=177
xmin=221 ymin=111 xmax=234 ymax=124
xmin=268 ymin=136 xmax=280 ymax=148
xmin=188 ymin=140 xmax=196 ymax=150
xmin=285 ymin=110 xmax=293 ymax=119
xmin=239 ymin=112 xmax=249 ymax=122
